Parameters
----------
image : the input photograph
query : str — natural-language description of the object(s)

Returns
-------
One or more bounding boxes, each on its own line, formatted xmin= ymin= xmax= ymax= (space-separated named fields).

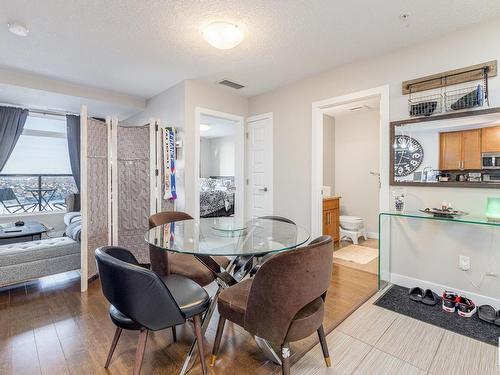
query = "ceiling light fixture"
xmin=7 ymin=21 xmax=29 ymax=37
xmin=200 ymin=124 xmax=212 ymax=132
xmin=201 ymin=21 xmax=244 ymax=50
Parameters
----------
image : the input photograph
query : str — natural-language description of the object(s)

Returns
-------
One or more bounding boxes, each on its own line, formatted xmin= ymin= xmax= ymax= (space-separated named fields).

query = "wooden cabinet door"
xmin=322 ymin=210 xmax=333 ymax=237
xmin=331 ymin=207 xmax=339 ymax=242
xmin=482 ymin=126 xmax=500 ymax=153
xmin=440 ymin=131 xmax=462 ymax=170
xmin=462 ymin=129 xmax=481 ymax=170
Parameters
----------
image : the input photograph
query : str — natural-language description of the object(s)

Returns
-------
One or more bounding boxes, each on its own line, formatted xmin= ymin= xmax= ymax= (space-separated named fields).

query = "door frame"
xmin=310 ymin=85 xmax=390 ymax=238
xmin=194 ymin=107 xmax=245 ymax=221
xmin=246 ymin=113 xmax=274 ymax=220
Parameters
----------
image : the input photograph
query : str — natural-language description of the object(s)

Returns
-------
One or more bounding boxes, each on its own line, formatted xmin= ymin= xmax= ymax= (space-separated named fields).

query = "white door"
xmin=246 ymin=114 xmax=273 ymax=219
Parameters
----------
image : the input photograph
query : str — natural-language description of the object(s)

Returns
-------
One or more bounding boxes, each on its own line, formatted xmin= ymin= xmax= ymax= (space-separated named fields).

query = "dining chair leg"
xmin=211 ymin=316 xmax=226 ymax=366
xmin=133 ymin=329 xmax=149 ymax=375
xmin=171 ymin=326 xmax=177 ymax=342
xmin=317 ymin=324 xmax=331 ymax=367
xmin=281 ymin=343 xmax=291 ymax=375
xmin=104 ymin=327 xmax=122 ymax=368
xmin=193 ymin=315 xmax=207 ymax=375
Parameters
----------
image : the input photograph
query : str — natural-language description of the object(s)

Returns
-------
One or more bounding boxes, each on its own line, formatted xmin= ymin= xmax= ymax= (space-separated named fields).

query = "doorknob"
xmin=258 ymin=187 xmax=268 ymax=192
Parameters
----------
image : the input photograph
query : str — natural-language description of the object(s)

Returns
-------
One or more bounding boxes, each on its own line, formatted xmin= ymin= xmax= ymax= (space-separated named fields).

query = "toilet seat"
xmin=339 ymin=216 xmax=366 ymax=244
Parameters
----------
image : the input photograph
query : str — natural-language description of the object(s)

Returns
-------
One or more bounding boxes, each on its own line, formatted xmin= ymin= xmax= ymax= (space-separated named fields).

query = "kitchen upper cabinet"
xmin=461 ymin=129 xmax=481 ymax=169
xmin=482 ymin=125 xmax=500 ymax=153
xmin=440 ymin=131 xmax=462 ymax=170
xmin=439 ymin=129 xmax=481 ymax=170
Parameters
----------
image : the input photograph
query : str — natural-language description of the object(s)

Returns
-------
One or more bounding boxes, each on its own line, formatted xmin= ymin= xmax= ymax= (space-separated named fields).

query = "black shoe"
xmin=442 ymin=291 xmax=458 ymax=313
xmin=421 ymin=289 xmax=439 ymax=306
xmin=457 ymin=296 xmax=476 ymax=318
xmin=409 ymin=287 xmax=424 ymax=302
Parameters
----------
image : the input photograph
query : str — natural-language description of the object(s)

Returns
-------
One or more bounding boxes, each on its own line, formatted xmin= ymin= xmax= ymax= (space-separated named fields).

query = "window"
xmin=0 ymin=115 xmax=77 ymax=215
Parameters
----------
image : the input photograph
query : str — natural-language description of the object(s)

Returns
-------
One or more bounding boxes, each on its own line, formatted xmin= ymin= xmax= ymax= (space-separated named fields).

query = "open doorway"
xmin=195 ymin=108 xmax=245 ymax=222
xmin=311 ymin=85 xmax=390 ymax=312
xmin=322 ymin=98 xmax=380 ymax=275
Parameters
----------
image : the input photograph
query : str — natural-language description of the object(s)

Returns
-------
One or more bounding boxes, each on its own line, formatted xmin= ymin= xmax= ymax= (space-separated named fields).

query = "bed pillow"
xmin=200 ymin=178 xmax=216 ymax=191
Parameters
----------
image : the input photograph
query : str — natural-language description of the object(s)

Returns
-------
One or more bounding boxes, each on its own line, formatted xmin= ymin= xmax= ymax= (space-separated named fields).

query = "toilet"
xmin=339 ymin=216 xmax=367 ymax=245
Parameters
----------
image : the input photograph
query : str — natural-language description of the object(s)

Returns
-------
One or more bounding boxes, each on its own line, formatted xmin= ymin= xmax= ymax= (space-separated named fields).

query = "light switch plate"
xmin=459 ymin=255 xmax=471 ymax=271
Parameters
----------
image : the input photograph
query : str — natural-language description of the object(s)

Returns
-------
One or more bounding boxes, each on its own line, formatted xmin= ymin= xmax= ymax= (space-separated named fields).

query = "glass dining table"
xmin=145 ymin=216 xmax=310 ymax=374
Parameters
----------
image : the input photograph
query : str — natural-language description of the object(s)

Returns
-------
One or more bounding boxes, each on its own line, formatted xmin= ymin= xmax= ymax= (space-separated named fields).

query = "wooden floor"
xmin=0 ymin=259 xmax=378 ymax=375
xmin=293 ymin=289 xmax=500 ymax=375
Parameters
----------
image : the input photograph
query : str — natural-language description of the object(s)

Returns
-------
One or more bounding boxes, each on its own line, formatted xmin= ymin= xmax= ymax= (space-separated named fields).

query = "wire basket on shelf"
xmin=444 ymin=83 xmax=485 ymax=112
xmin=408 ymin=93 xmax=443 ymax=117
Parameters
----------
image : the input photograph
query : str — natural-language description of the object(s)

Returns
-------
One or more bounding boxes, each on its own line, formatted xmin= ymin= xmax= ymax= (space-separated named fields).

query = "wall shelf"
xmin=402 ymin=61 xmax=497 ymax=95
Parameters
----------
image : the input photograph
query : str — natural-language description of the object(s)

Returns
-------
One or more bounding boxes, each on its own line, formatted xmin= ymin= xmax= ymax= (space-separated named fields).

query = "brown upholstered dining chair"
xmin=148 ymin=211 xmax=230 ymax=286
xmin=211 ymin=236 xmax=334 ymax=375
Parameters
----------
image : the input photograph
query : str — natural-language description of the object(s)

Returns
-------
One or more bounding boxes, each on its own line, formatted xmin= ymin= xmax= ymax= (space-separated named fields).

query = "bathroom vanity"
xmin=322 ymin=197 xmax=340 ymax=244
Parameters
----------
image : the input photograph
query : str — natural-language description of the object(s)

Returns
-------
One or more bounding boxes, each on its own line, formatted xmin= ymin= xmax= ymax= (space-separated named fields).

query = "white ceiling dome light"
xmin=7 ymin=21 xmax=29 ymax=37
xmin=201 ymin=21 xmax=244 ymax=50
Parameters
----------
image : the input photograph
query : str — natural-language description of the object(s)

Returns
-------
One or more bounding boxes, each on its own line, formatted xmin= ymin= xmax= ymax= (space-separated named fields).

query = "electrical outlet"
xmin=459 ymin=255 xmax=470 ymax=271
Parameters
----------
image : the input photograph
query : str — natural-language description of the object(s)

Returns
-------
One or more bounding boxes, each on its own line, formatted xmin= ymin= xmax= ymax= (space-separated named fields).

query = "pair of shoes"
xmin=478 ymin=305 xmax=500 ymax=325
xmin=442 ymin=291 xmax=476 ymax=317
xmin=409 ymin=287 xmax=439 ymax=306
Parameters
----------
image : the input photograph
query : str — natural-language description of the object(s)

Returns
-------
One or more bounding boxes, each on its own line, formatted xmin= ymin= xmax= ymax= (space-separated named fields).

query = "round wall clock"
xmin=394 ymin=135 xmax=424 ymax=177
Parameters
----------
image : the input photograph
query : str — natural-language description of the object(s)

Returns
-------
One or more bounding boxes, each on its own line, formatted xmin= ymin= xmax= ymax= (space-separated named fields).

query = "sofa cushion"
xmin=64 ymin=212 xmax=81 ymax=226
xmin=0 ymin=237 xmax=80 ymax=267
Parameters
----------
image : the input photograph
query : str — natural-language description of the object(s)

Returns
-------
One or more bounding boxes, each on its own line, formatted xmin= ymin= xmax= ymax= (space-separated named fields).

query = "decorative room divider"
xmin=80 ymin=111 xmax=109 ymax=291
xmin=115 ymin=124 xmax=151 ymax=263
xmin=80 ymin=105 xmax=176 ymax=292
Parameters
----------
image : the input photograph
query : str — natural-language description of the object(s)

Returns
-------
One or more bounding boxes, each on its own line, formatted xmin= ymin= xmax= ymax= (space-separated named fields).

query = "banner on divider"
xmin=163 ymin=127 xmax=177 ymax=200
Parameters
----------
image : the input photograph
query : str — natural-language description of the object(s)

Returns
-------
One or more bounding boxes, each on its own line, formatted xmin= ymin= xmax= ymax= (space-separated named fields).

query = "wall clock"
xmin=394 ymin=135 xmax=424 ymax=177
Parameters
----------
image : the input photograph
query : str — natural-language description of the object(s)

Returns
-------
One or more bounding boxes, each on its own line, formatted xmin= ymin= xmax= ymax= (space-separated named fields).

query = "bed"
xmin=200 ymin=177 xmax=235 ymax=218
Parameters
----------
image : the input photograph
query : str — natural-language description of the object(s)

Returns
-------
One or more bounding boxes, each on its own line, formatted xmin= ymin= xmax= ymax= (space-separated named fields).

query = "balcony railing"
xmin=0 ymin=174 xmax=77 ymax=215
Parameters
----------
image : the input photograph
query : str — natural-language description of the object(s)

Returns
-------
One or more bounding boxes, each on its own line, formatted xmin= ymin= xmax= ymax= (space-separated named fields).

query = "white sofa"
xmin=0 ymin=236 xmax=80 ymax=288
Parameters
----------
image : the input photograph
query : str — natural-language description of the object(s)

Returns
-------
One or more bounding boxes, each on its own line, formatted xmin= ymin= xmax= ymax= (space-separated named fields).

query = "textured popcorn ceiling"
xmin=1 ymin=0 xmax=500 ymax=98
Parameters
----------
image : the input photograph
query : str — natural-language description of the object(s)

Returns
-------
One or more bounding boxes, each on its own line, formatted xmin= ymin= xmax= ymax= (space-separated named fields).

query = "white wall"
xmin=125 ymin=81 xmax=188 ymax=210
xmin=200 ymin=136 xmax=236 ymax=177
xmin=334 ymin=109 xmax=380 ymax=234
xmin=184 ymin=80 xmax=248 ymax=217
xmin=249 ymin=18 xmax=500 ymax=304
xmin=127 ymin=80 xmax=248 ymax=216
xmin=322 ymin=114 xmax=335 ymax=192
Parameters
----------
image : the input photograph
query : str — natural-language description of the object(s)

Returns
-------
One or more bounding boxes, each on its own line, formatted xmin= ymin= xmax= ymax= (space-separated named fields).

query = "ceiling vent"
xmin=218 ymin=79 xmax=245 ymax=90
xmin=349 ymin=105 xmax=372 ymax=111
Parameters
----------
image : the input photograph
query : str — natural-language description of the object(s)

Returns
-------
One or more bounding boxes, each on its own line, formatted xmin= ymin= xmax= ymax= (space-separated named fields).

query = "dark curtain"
xmin=0 ymin=106 xmax=29 ymax=172
xmin=66 ymin=115 xmax=81 ymax=192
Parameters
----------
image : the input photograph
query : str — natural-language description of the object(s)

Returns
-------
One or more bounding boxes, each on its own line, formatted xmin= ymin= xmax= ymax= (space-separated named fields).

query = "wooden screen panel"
xmin=85 ymin=118 xmax=109 ymax=279
xmin=116 ymin=125 xmax=151 ymax=263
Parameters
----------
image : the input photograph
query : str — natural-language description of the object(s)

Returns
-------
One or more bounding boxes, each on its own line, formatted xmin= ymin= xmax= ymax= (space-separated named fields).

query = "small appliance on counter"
xmin=437 ymin=173 xmax=451 ymax=182
xmin=482 ymin=172 xmax=500 ymax=182
xmin=468 ymin=172 xmax=482 ymax=182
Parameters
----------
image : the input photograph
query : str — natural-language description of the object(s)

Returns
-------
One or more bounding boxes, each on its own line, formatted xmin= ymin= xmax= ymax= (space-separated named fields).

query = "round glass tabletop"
xmin=145 ymin=217 xmax=310 ymax=257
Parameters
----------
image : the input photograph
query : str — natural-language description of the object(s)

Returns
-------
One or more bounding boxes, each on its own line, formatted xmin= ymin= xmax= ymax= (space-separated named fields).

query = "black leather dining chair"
xmin=95 ymin=246 xmax=211 ymax=375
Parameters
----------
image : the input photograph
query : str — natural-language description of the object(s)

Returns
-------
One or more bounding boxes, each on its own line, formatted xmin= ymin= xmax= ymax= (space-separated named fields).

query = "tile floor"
xmin=292 ymin=288 xmax=500 ymax=375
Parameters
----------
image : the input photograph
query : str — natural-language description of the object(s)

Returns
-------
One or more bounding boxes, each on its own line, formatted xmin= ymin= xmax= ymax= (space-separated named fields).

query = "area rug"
xmin=375 ymin=284 xmax=500 ymax=346
xmin=333 ymin=245 xmax=378 ymax=265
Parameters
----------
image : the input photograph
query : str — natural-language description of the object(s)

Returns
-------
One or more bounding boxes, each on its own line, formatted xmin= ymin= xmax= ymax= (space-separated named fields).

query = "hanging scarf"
xmin=163 ymin=127 xmax=177 ymax=200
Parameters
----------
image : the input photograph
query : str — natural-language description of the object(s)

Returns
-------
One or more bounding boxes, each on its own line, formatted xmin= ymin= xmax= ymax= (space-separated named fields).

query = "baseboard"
xmin=390 ymin=273 xmax=500 ymax=309
xmin=367 ymin=231 xmax=379 ymax=239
